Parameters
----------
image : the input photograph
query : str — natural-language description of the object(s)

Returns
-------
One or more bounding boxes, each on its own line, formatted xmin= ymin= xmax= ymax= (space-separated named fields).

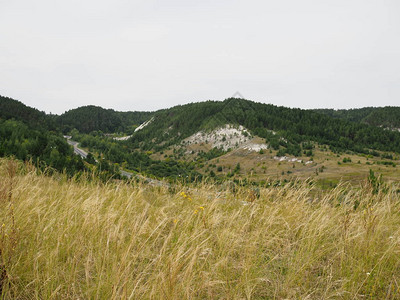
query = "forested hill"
xmin=129 ymin=98 xmax=400 ymax=155
xmin=2 ymin=94 xmax=400 ymax=168
xmin=0 ymin=96 xmax=201 ymax=180
xmin=0 ymin=95 xmax=57 ymax=130
xmin=314 ymin=107 xmax=400 ymax=129
xmin=0 ymin=95 xmax=89 ymax=175
xmin=58 ymin=105 xmax=153 ymax=134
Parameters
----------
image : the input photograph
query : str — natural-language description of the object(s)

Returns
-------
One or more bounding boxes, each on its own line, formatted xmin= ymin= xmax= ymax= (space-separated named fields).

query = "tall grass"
xmin=1 ymin=158 xmax=400 ymax=299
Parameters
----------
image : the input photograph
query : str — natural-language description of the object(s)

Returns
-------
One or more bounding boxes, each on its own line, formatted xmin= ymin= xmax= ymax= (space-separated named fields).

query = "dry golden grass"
xmin=1 ymin=158 xmax=400 ymax=299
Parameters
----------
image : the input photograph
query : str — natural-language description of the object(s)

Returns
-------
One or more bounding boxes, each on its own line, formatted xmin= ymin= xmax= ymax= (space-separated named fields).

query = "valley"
xmin=1 ymin=95 xmax=400 ymax=188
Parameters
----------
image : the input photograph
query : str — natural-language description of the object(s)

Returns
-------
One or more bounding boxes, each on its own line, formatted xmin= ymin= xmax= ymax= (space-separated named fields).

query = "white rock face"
xmin=273 ymin=156 xmax=309 ymax=164
xmin=183 ymin=124 xmax=252 ymax=151
xmin=134 ymin=117 xmax=154 ymax=132
xmin=240 ymin=143 xmax=269 ymax=152
xmin=113 ymin=135 xmax=132 ymax=141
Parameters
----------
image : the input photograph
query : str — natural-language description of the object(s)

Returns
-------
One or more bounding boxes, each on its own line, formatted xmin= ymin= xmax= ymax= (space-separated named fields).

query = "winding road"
xmin=66 ymin=139 xmax=88 ymax=159
xmin=65 ymin=136 xmax=135 ymax=179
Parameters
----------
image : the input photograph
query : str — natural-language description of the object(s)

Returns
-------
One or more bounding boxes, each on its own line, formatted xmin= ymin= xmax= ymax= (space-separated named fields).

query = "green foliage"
xmin=342 ymin=157 xmax=352 ymax=163
xmin=0 ymin=96 xmax=116 ymax=178
xmin=367 ymin=169 xmax=387 ymax=194
xmin=57 ymin=105 xmax=153 ymax=134
xmin=130 ymin=98 xmax=400 ymax=156
xmin=276 ymin=149 xmax=286 ymax=157
xmin=196 ymin=147 xmax=226 ymax=161
xmin=0 ymin=119 xmax=86 ymax=175
xmin=234 ymin=163 xmax=241 ymax=173
xmin=71 ymin=131 xmax=201 ymax=181
xmin=301 ymin=141 xmax=314 ymax=150
xmin=376 ymin=161 xmax=396 ymax=167
xmin=381 ymin=153 xmax=393 ymax=160
xmin=0 ymin=95 xmax=57 ymax=130
xmin=315 ymin=106 xmax=400 ymax=129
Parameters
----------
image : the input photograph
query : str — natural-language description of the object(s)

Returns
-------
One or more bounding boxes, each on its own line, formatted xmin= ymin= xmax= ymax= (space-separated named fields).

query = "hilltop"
xmin=315 ymin=106 xmax=400 ymax=130
xmin=0 ymin=95 xmax=57 ymax=130
xmin=57 ymin=105 xmax=153 ymax=134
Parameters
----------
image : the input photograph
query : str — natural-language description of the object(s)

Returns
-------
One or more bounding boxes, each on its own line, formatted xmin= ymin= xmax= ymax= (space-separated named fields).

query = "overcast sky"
xmin=1 ymin=0 xmax=399 ymax=114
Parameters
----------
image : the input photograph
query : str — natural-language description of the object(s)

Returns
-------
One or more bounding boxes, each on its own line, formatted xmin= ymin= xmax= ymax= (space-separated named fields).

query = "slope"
xmin=129 ymin=98 xmax=400 ymax=156
xmin=0 ymin=95 xmax=92 ymax=175
xmin=314 ymin=106 xmax=400 ymax=129
xmin=0 ymin=95 xmax=57 ymax=130
xmin=57 ymin=105 xmax=153 ymax=134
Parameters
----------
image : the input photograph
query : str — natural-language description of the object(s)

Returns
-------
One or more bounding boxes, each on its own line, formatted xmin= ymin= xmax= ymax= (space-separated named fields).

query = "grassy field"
xmin=151 ymin=138 xmax=400 ymax=188
xmin=204 ymin=147 xmax=400 ymax=187
xmin=1 ymin=158 xmax=400 ymax=299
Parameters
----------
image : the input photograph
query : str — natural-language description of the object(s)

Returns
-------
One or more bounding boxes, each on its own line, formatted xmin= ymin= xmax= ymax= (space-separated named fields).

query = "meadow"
xmin=1 ymin=158 xmax=400 ymax=299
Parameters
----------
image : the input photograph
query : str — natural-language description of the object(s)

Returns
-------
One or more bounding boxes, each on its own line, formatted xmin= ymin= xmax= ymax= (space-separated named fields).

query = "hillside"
xmin=2 ymin=95 xmax=400 ymax=185
xmin=0 ymin=95 xmax=57 ymax=130
xmin=0 ymin=96 xmax=126 ymax=178
xmin=314 ymin=106 xmax=400 ymax=130
xmin=66 ymin=98 xmax=400 ymax=186
xmin=57 ymin=105 xmax=153 ymax=134
xmin=129 ymin=98 xmax=400 ymax=156
xmin=0 ymin=96 xmax=90 ymax=175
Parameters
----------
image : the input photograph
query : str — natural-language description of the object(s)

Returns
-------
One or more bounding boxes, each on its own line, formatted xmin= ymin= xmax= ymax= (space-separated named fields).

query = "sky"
xmin=1 ymin=0 xmax=399 ymax=114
